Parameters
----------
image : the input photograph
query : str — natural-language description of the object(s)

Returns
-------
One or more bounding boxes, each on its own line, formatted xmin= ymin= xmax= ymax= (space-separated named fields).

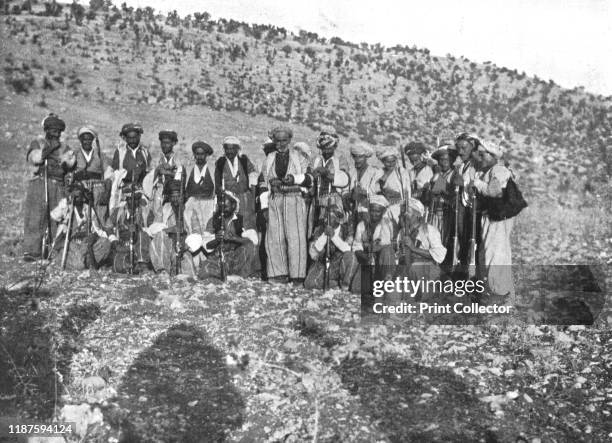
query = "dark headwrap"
xmin=42 ymin=114 xmax=66 ymax=132
xmin=192 ymin=141 xmax=213 ymax=155
xmin=269 ymin=126 xmax=293 ymax=141
xmin=120 ymin=123 xmax=144 ymax=137
xmin=67 ymin=182 xmax=93 ymax=203
xmin=404 ymin=141 xmax=427 ymax=155
xmin=316 ymin=131 xmax=339 ymax=149
xmin=262 ymin=138 xmax=276 ymax=155
xmin=158 ymin=130 xmax=178 ymax=142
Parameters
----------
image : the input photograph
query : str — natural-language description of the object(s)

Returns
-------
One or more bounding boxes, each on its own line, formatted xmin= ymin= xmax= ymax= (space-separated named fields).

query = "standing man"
xmin=404 ymin=141 xmax=433 ymax=200
xmin=260 ymin=126 xmax=313 ymax=284
xmin=23 ymin=113 xmax=76 ymax=261
xmin=348 ymin=143 xmax=382 ymax=232
xmin=310 ymin=131 xmax=350 ymax=235
xmin=73 ymin=126 xmax=108 ymax=225
xmin=376 ymin=146 xmax=412 ymax=229
xmin=452 ymin=133 xmax=479 ymax=266
xmin=472 ymin=141 xmax=517 ymax=301
xmin=214 ymin=136 xmax=259 ymax=231
xmin=256 ymin=138 xmax=277 ymax=280
xmin=108 ymin=123 xmax=152 ymax=273
xmin=148 ymin=130 xmax=190 ymax=274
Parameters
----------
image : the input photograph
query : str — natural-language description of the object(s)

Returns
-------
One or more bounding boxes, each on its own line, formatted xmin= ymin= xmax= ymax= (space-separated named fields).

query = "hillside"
xmin=1 ymin=1 xmax=611 ymax=199
xmin=1 ymin=2 xmax=611 ymax=442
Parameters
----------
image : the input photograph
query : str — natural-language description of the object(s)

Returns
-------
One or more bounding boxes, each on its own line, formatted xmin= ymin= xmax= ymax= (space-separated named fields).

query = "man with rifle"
xmin=395 ymin=198 xmax=447 ymax=300
xmin=451 ymin=132 xmax=479 ymax=271
xmin=23 ymin=114 xmax=76 ymax=262
xmin=259 ymin=126 xmax=312 ymax=284
xmin=350 ymin=195 xmax=396 ymax=294
xmin=309 ymin=130 xmax=350 ymax=237
xmin=73 ymin=126 xmax=110 ymax=226
xmin=108 ymin=123 xmax=152 ymax=274
xmin=197 ymin=191 xmax=260 ymax=280
xmin=404 ymin=141 xmax=433 ymax=200
xmin=348 ymin=143 xmax=382 ymax=236
xmin=49 ymin=182 xmax=116 ymax=270
xmin=148 ymin=130 xmax=194 ymax=275
xmin=304 ymin=203 xmax=358 ymax=290
xmin=376 ymin=146 xmax=412 ymax=230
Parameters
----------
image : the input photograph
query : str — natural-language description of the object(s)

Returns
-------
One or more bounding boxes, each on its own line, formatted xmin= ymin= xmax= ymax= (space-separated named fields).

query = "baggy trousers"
xmin=23 ymin=177 xmax=65 ymax=256
xmin=265 ymin=192 xmax=307 ymax=279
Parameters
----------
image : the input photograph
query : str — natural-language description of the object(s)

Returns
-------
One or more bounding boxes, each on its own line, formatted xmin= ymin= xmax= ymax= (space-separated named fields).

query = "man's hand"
xmin=215 ymin=230 xmax=225 ymax=241
xmin=324 ymin=225 xmax=335 ymax=238
xmin=282 ymin=174 xmax=295 ymax=185
xmin=452 ymin=173 xmax=464 ymax=187
xmin=403 ymin=235 xmax=414 ymax=250
xmin=41 ymin=140 xmax=61 ymax=160
xmin=270 ymin=178 xmax=282 ymax=192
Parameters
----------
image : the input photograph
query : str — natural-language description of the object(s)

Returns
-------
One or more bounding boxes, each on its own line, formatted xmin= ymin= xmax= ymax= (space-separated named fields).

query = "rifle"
xmin=60 ymin=193 xmax=75 ymax=270
xmin=323 ymin=182 xmax=332 ymax=291
xmin=467 ymin=191 xmax=478 ymax=278
xmin=451 ymin=185 xmax=460 ymax=271
xmin=218 ymin=179 xmax=227 ymax=282
xmin=86 ymin=179 xmax=92 ymax=235
xmin=41 ymin=159 xmax=53 ymax=260
xmin=174 ymin=170 xmax=185 ymax=275
xmin=128 ymin=169 xmax=136 ymax=274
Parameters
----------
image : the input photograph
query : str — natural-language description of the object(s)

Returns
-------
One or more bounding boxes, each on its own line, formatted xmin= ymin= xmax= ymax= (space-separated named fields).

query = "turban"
xmin=158 ymin=130 xmax=178 ymax=142
xmin=316 ymin=131 xmax=339 ymax=149
xmin=269 ymin=126 xmax=293 ymax=141
xmin=350 ymin=144 xmax=374 ymax=157
xmin=42 ymin=114 xmax=66 ymax=132
xmin=407 ymin=198 xmax=425 ymax=216
xmin=455 ymin=132 xmax=481 ymax=148
xmin=437 ymin=139 xmax=456 ymax=150
xmin=478 ymin=140 xmax=504 ymax=158
xmin=369 ymin=194 xmax=389 ymax=209
xmin=404 ymin=141 xmax=428 ymax=156
xmin=376 ymin=146 xmax=399 ymax=161
xmin=192 ymin=141 xmax=213 ymax=155
xmin=293 ymin=142 xmax=311 ymax=158
xmin=223 ymin=136 xmax=241 ymax=147
xmin=77 ymin=126 xmax=97 ymax=139
xmin=222 ymin=190 xmax=240 ymax=212
xmin=120 ymin=123 xmax=143 ymax=136
xmin=431 ymin=146 xmax=450 ymax=162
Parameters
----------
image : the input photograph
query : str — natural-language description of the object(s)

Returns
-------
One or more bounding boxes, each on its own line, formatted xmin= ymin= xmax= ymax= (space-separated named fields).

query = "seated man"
xmin=304 ymin=203 xmax=359 ymax=290
xmin=50 ymin=183 xmax=116 ymax=270
xmin=189 ymin=191 xmax=260 ymax=280
xmin=350 ymin=195 xmax=397 ymax=294
xmin=396 ymin=198 xmax=447 ymax=300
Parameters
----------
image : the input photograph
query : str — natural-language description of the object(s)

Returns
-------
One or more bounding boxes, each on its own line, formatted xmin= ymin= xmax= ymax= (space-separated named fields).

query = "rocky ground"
xmin=0 ymin=254 xmax=611 ymax=442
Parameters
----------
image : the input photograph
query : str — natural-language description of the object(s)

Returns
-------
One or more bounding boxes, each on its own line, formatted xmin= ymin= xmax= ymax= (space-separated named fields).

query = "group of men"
xmin=23 ymin=114 xmax=517 ymax=301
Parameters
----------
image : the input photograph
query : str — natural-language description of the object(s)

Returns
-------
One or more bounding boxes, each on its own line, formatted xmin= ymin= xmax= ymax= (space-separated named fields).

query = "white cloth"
xmin=352 ymin=216 xmax=394 ymax=251
xmin=81 ymin=148 xmax=93 ymax=164
xmin=414 ymin=223 xmax=447 ymax=264
xmin=310 ymin=225 xmax=351 ymax=259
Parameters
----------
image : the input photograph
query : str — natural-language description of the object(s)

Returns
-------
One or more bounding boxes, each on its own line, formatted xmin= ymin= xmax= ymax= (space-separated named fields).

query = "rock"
xmin=4 ymin=131 xmax=13 ymax=139
xmin=283 ymin=338 xmax=300 ymax=353
xmin=81 ymin=376 xmax=105 ymax=391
